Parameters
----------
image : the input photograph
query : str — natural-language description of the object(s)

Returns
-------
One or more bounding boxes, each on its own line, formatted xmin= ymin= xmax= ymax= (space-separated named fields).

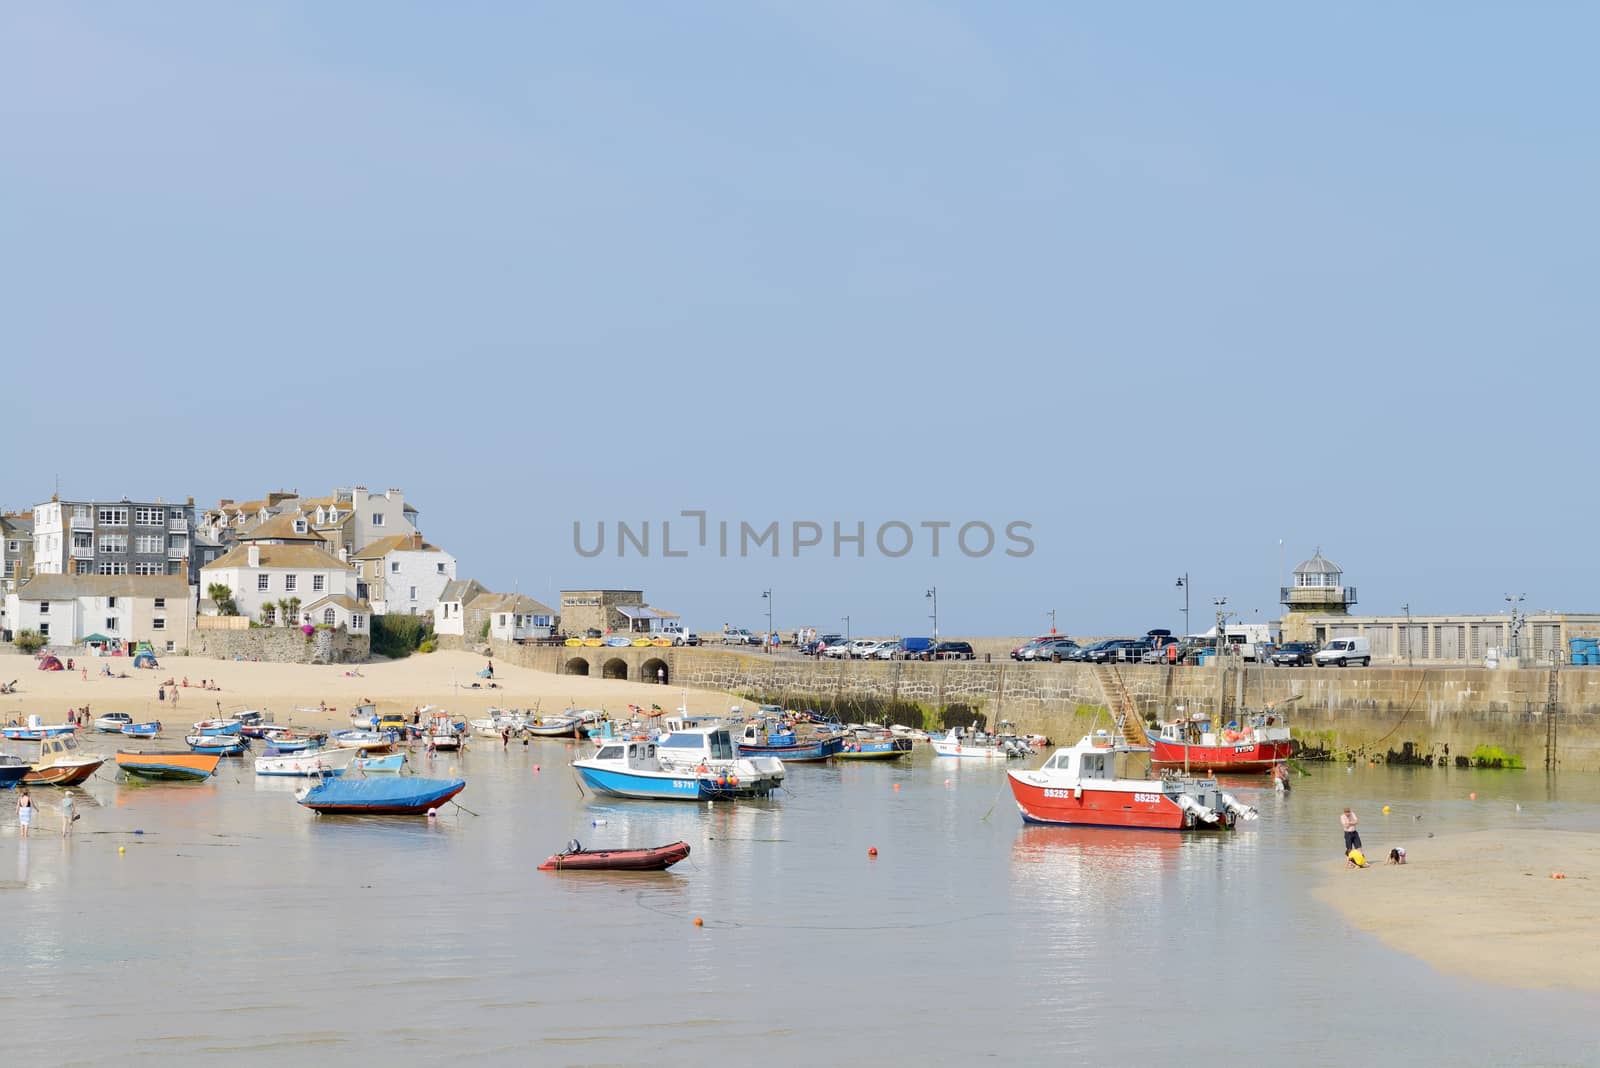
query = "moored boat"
xmin=352 ymin=752 xmax=406 ymax=773
xmin=1147 ymin=709 xmax=1294 ymax=774
xmin=538 ymin=839 xmax=691 ymax=872
xmin=572 ymin=726 xmax=785 ymax=801
xmin=2 ymin=721 xmax=78 ymax=741
xmin=1007 ymin=729 xmax=1257 ymax=832
xmin=255 ymin=746 xmax=358 ymax=777
xmin=0 ymin=755 xmax=30 ymax=789
xmin=423 ymin=714 xmax=467 ymax=751
xmin=835 ymin=733 xmax=914 ymax=760
xmin=95 ymin=712 xmax=134 ymax=734
xmin=523 ymin=713 xmax=583 ymax=738
xmin=121 ymin=721 xmax=162 ymax=739
xmin=185 ymin=733 xmax=250 ymax=756
xmin=14 ymin=733 xmax=104 ymax=785
xmin=932 ymin=725 xmax=1029 ymax=760
xmin=115 ymin=750 xmax=221 ymax=782
xmin=190 ymin=718 xmax=242 ymax=737
xmin=330 ymin=729 xmax=397 ymax=751
xmin=296 ymin=776 xmax=466 ymax=815
xmin=736 ymin=721 xmax=843 ymax=762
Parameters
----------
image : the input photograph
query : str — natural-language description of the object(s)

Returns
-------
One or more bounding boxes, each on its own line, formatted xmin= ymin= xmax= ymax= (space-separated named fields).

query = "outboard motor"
xmin=1176 ymin=794 xmax=1220 ymax=824
xmin=1221 ymin=792 xmax=1258 ymax=821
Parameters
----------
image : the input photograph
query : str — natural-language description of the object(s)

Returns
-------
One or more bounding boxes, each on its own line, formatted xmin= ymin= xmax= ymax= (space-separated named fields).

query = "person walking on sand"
xmin=60 ymin=791 xmax=76 ymax=837
xmin=16 ymin=788 xmax=33 ymax=838
xmin=1340 ymin=807 xmax=1362 ymax=854
xmin=158 ymin=684 xmax=166 ymax=704
xmin=501 ymin=727 xmax=510 ymax=750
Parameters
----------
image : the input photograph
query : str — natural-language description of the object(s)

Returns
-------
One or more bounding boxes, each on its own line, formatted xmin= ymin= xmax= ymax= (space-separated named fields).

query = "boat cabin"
xmin=591 ymin=738 xmax=662 ymax=771
xmin=1159 ymin=710 xmax=1289 ymax=747
xmin=657 ymin=727 xmax=737 ymax=767
xmin=1039 ymin=732 xmax=1154 ymax=783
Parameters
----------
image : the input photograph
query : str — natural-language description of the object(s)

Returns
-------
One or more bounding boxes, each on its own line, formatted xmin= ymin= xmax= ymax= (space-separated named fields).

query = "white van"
xmin=1314 ymin=636 xmax=1371 ymax=667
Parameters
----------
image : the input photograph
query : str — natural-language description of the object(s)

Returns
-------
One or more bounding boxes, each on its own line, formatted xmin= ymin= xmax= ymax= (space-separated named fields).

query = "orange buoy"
xmin=1469 ymin=792 xmax=1477 ymax=801
xmin=892 ymin=783 xmax=900 ymax=792
xmin=868 ymin=846 xmax=878 ymax=857
xmin=694 ymin=917 xmax=704 ymax=926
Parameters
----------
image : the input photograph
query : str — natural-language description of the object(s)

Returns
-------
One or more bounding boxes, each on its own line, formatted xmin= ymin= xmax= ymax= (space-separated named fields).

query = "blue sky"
xmin=3 ymin=4 xmax=1595 ymax=637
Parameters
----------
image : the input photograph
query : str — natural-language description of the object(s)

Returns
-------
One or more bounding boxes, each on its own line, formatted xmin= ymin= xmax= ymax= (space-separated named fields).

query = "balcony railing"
xmin=69 ymin=515 xmax=93 ymax=530
xmin=1280 ymin=586 xmax=1357 ymax=607
xmin=167 ymin=547 xmax=189 ymax=560
xmin=168 ymin=518 xmax=189 ymax=532
xmin=70 ymin=545 xmax=93 ymax=559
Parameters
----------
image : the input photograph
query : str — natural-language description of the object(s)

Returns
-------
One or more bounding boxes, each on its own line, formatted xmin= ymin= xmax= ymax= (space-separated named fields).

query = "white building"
xmin=200 ymin=543 xmax=358 ymax=627
xmin=472 ymin=593 xmax=557 ymax=643
xmin=4 ymin=574 xmax=194 ymax=653
xmin=301 ymin=595 xmax=370 ymax=635
xmin=353 ymin=533 xmax=455 ymax=616
xmin=433 ymin=578 xmax=488 ymax=637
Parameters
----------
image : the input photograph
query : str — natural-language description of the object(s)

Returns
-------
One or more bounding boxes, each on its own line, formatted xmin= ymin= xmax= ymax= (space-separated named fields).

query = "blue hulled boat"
xmin=121 ymin=721 xmax=162 ymax=739
xmin=736 ymin=721 xmax=843 ymax=762
xmin=297 ymin=776 xmax=466 ymax=815
xmin=186 ymin=733 xmax=250 ymax=756
xmin=572 ymin=726 xmax=785 ymax=801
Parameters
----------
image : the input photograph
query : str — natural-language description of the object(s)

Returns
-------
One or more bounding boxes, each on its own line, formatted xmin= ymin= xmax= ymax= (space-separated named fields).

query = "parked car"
xmin=929 ymin=640 xmax=975 ymax=661
xmin=1029 ymin=638 xmax=1080 ymax=662
xmin=1064 ymin=639 xmax=1112 ymax=662
xmin=721 ymin=629 xmax=761 ymax=646
xmin=1314 ymin=636 xmax=1371 ymax=667
xmin=1084 ymin=639 xmax=1143 ymax=663
xmin=673 ymin=631 xmax=701 ymax=647
xmin=872 ymin=640 xmax=904 ymax=660
xmin=896 ymin=637 xmax=935 ymax=659
xmin=1271 ymin=641 xmax=1318 ymax=666
xmin=1011 ymin=635 xmax=1060 ymax=661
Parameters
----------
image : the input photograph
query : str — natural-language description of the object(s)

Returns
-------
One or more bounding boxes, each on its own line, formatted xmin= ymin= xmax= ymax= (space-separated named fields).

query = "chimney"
xmin=219 ymin=499 xmax=234 ymax=508
xmin=247 ymin=545 xmax=260 ymax=569
xmin=411 ymin=532 xmax=423 ymax=550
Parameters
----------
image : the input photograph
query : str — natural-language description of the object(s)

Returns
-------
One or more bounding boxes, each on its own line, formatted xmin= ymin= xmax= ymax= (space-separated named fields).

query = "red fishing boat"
xmin=538 ymin=840 xmax=691 ymax=872
xmin=1146 ymin=707 xmax=1294 ymax=774
xmin=12 ymin=733 xmax=104 ymax=786
xmin=1007 ymin=729 xmax=1255 ymax=831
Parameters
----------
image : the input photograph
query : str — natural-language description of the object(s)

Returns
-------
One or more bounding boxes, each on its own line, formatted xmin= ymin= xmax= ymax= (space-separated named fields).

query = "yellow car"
xmin=375 ymin=713 xmax=409 ymax=733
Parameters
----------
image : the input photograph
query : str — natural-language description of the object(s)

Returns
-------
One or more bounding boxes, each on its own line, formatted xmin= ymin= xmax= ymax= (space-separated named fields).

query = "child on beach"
xmin=1340 ymin=807 xmax=1361 ymax=853
xmin=16 ymin=789 xmax=33 ymax=838
xmin=1388 ymin=847 xmax=1407 ymax=864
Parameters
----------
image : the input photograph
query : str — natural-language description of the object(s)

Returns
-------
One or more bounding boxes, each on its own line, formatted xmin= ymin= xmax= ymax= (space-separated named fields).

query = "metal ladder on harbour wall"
xmin=1092 ymin=663 xmax=1147 ymax=748
xmin=1545 ymin=665 xmax=1560 ymax=772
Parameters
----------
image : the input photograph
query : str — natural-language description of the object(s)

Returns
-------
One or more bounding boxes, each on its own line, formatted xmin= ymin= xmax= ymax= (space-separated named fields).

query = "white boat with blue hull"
xmin=572 ymin=726 xmax=784 ymax=801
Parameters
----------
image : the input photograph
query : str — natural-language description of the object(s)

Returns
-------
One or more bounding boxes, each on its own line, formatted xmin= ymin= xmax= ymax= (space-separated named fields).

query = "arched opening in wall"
xmin=564 ymin=658 xmax=591 ymax=676
xmin=642 ymin=658 xmax=668 ymax=686
xmin=602 ymin=658 xmax=629 ymax=680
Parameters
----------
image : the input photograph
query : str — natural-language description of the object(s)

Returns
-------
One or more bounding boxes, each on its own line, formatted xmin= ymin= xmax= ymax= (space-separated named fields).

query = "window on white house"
xmin=39 ymin=601 xmax=49 ymax=614
xmin=105 ymin=618 xmax=118 ymax=631
xmin=436 ymin=562 xmax=446 ymax=574
xmin=313 ymin=574 xmax=325 ymax=592
xmin=153 ymin=617 xmax=165 ymax=630
xmin=390 ymin=562 xmax=399 ymax=573
xmin=165 ymin=641 xmax=175 ymax=652
xmin=284 ymin=575 xmax=297 ymax=592
xmin=499 ymin=615 xmax=507 ymax=626
xmin=409 ymin=586 xmax=417 ymax=600
xmin=76 ymin=560 xmax=94 ymax=575
xmin=154 ymin=598 xmax=165 ymax=609
xmin=258 ymin=574 xmax=270 ymax=591
xmin=39 ymin=623 xmax=48 ymax=636
xmin=351 ymin=614 xmax=364 ymax=629
xmin=6 ymin=541 xmax=16 ymax=552
xmin=107 ymin=597 xmax=117 ymax=608
xmin=324 ymin=608 xmax=336 ymax=625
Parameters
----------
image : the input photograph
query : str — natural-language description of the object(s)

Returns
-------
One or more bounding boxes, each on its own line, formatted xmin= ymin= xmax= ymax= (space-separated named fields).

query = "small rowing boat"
xmin=352 ymin=752 xmax=406 ymax=773
xmin=115 ymin=750 xmax=221 ymax=782
xmin=538 ymin=840 xmax=691 ymax=872
xmin=121 ymin=721 xmax=162 ymax=739
xmin=185 ymin=734 xmax=250 ymax=756
xmin=190 ymin=719 xmax=242 ymax=737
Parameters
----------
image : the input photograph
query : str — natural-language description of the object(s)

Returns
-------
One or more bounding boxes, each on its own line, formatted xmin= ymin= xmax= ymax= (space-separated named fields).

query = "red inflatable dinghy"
xmin=538 ymin=840 xmax=691 ymax=872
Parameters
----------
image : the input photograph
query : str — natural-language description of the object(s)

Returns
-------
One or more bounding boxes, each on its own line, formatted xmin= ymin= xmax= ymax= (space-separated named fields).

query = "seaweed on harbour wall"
xmin=1467 ymin=744 xmax=1525 ymax=770
xmin=739 ymin=692 xmax=982 ymax=732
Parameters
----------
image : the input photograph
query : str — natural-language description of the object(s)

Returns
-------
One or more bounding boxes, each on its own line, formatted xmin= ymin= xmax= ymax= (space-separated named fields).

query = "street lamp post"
xmin=1401 ymin=602 xmax=1412 ymax=666
xmin=842 ymin=615 xmax=851 ymax=645
xmin=1176 ymin=575 xmax=1189 ymax=637
xmin=1046 ymin=608 xmax=1056 ymax=635
xmin=762 ymin=589 xmax=773 ymax=654
xmin=926 ymin=587 xmax=938 ymax=643
xmin=1505 ymin=593 xmax=1526 ymax=658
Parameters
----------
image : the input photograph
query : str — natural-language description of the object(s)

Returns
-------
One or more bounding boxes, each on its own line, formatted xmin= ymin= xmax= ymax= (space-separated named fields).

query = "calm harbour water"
xmin=3 ymin=734 xmax=1598 ymax=1066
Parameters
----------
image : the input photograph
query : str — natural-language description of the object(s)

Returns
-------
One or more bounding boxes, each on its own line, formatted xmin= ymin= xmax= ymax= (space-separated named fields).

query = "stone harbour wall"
xmin=478 ymin=645 xmax=1600 ymax=772
xmin=186 ymin=625 xmax=370 ymax=665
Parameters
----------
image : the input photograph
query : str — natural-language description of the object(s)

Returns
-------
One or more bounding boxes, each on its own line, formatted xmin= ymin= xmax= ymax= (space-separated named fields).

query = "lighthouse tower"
xmin=1279 ymin=548 xmax=1356 ymax=643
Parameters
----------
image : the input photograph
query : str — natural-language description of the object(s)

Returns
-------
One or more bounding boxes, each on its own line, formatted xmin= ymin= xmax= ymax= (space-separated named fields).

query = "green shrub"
xmin=418 ymin=638 xmax=438 ymax=654
xmin=371 ymin=614 xmax=434 ymax=659
xmin=14 ymin=630 xmax=45 ymax=654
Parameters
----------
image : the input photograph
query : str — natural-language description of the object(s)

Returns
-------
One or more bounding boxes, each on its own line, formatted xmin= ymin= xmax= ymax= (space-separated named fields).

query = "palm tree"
xmin=286 ymin=597 xmax=302 ymax=626
xmin=276 ymin=599 xmax=292 ymax=627
xmin=207 ymin=583 xmax=238 ymax=616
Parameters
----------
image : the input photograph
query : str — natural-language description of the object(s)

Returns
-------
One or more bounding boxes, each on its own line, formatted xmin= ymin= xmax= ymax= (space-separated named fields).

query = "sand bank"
xmin=1315 ymin=829 xmax=1600 ymax=992
xmin=0 ymin=649 xmax=742 ymax=735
